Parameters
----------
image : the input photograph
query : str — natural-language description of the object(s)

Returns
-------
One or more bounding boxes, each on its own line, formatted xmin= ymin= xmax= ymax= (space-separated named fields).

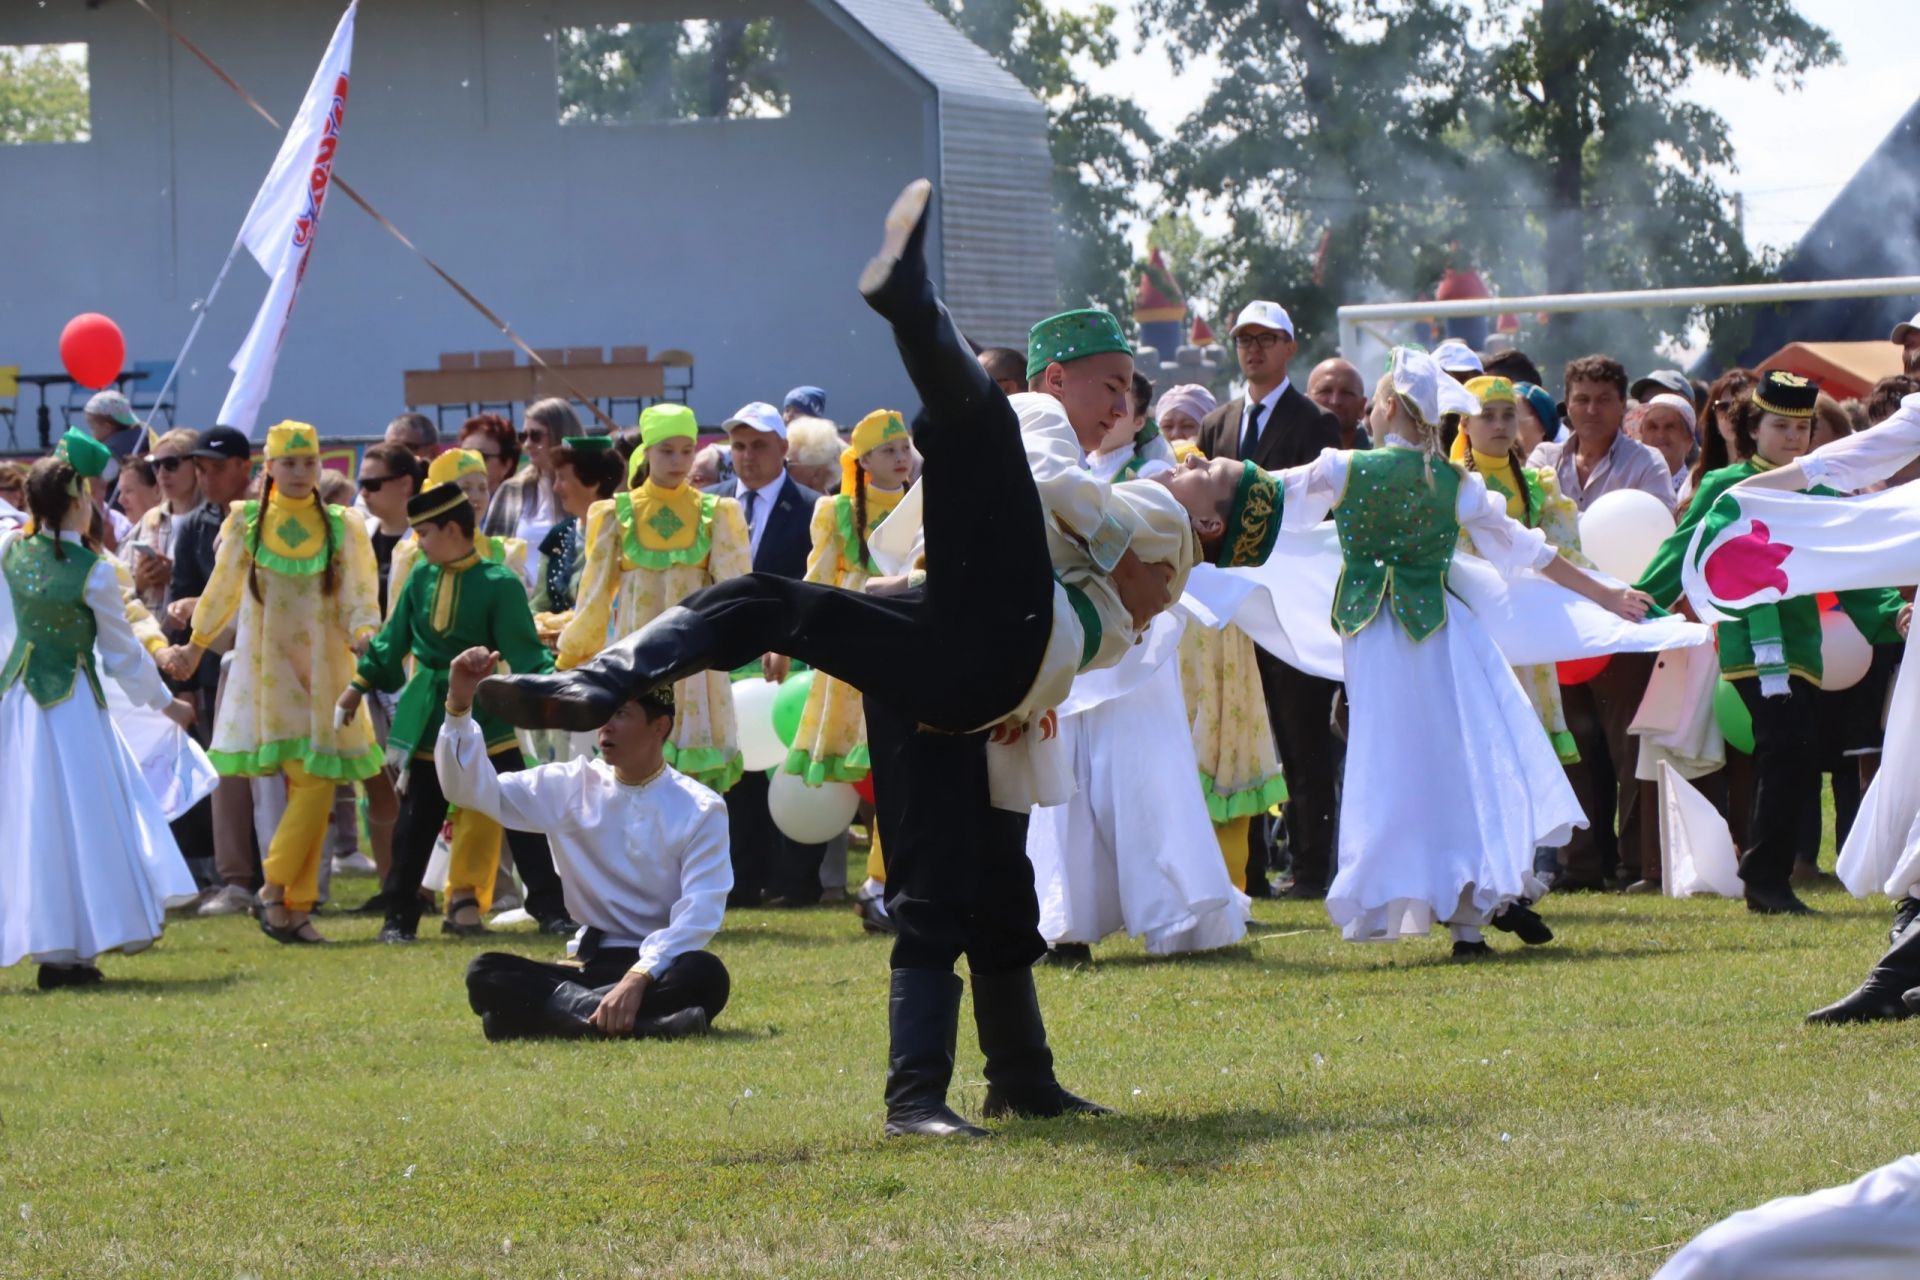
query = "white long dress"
xmin=0 ymin=530 xmax=197 ymax=968
xmin=1279 ymin=446 xmax=1587 ymax=941
xmin=1652 ymin=1154 xmax=1920 ymax=1280
xmin=1027 ymin=634 xmax=1250 ymax=954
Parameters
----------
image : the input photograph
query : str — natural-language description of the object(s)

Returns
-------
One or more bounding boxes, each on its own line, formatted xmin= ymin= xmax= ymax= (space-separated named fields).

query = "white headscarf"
xmin=1390 ymin=346 xmax=1482 ymax=430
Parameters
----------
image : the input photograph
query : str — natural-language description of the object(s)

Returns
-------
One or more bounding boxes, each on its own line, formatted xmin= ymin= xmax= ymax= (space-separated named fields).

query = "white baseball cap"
xmin=722 ymin=401 xmax=787 ymax=439
xmin=1432 ymin=338 xmax=1484 ymax=374
xmin=1230 ymin=301 xmax=1294 ymax=338
xmin=1891 ymin=310 xmax=1920 ymax=344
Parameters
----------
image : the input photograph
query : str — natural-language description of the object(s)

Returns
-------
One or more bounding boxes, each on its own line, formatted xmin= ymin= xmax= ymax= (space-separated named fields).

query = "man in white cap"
xmin=1636 ymin=393 xmax=1699 ymax=502
xmin=83 ymin=389 xmax=145 ymax=460
xmin=1892 ymin=310 xmax=1920 ymax=378
xmin=1197 ymin=300 xmax=1343 ymax=899
xmin=704 ymin=400 xmax=827 ymax=908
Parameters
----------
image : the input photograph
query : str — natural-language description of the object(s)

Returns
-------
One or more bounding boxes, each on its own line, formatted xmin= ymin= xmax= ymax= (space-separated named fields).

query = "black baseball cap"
xmin=189 ymin=425 xmax=252 ymax=461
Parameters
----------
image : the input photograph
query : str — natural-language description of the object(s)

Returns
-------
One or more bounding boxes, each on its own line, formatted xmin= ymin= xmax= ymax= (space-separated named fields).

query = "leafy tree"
xmin=557 ymin=20 xmax=788 ymax=125
xmin=0 ymin=44 xmax=90 ymax=145
xmin=1138 ymin=0 xmax=1837 ymax=373
xmin=929 ymin=0 xmax=1157 ymax=311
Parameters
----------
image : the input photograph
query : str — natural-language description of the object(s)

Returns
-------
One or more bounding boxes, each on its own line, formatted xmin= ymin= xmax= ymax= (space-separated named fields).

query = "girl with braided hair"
xmin=784 ymin=410 xmax=915 ymax=789
xmin=1456 ymin=374 xmax=1591 ymax=766
xmin=158 ymin=422 xmax=383 ymax=945
xmin=2 ymin=434 xmax=198 ymax=986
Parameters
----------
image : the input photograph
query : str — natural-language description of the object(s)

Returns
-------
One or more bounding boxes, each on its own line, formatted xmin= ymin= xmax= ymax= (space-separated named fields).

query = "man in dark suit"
xmin=705 ymin=401 xmax=827 ymax=907
xmin=1197 ymin=301 xmax=1344 ymax=898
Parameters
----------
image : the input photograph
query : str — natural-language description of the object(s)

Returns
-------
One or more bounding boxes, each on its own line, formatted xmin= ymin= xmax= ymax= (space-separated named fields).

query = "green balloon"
xmin=1713 ymin=678 xmax=1754 ymax=755
xmin=773 ymin=670 xmax=814 ymax=748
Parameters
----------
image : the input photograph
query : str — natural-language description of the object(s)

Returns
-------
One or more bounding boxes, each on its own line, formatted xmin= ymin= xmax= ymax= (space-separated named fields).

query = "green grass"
xmin=3 ymin=869 xmax=1917 ymax=1278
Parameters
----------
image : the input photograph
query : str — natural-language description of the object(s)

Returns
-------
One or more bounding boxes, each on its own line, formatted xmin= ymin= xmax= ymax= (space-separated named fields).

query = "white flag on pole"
xmin=217 ymin=2 xmax=357 ymax=437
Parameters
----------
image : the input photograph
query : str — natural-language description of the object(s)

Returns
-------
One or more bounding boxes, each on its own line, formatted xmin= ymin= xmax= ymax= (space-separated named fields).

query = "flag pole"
xmin=136 ymin=237 xmax=245 ymax=448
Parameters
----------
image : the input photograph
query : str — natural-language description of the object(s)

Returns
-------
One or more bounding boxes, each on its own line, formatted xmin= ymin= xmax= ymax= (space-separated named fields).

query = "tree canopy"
xmin=0 ymin=44 xmax=90 ymax=146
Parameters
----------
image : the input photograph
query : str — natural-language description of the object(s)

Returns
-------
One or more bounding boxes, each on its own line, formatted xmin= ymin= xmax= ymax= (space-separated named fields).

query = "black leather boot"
xmin=1806 ymin=923 xmax=1920 ymax=1024
xmin=883 ymin=968 xmax=987 ymax=1138
xmin=972 ymin=966 xmax=1111 ymax=1121
xmin=476 ymin=605 xmax=719 ymax=732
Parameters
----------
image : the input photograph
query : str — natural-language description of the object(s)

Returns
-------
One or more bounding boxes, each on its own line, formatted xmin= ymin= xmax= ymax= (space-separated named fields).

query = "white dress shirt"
xmin=739 ymin=469 xmax=788 ymax=561
xmin=437 ymin=711 xmax=733 ymax=976
xmin=1236 ymin=378 xmax=1291 ymax=456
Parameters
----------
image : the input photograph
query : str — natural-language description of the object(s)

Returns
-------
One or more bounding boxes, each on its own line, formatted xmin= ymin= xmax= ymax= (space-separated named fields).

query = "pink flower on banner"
xmin=1703 ymin=519 xmax=1792 ymax=601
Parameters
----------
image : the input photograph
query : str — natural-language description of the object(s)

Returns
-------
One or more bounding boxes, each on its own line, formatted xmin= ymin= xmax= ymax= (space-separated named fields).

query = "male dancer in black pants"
xmin=479 ymin=179 xmax=1273 ymax=1135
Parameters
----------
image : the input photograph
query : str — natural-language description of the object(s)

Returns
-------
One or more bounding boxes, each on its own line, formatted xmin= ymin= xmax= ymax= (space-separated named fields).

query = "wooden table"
xmin=404 ymin=361 xmax=667 ymax=416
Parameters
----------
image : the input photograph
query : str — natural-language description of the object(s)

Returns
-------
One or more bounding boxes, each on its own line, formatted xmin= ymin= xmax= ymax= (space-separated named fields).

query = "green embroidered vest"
xmin=1331 ymin=449 xmax=1462 ymax=641
xmin=1 ymin=535 xmax=106 ymax=708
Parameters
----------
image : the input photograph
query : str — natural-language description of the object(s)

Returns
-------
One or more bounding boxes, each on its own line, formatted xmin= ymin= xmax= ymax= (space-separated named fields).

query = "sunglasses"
xmin=520 ymin=429 xmax=549 ymax=444
xmin=359 ymin=474 xmax=401 ymax=493
xmin=151 ymin=456 xmax=189 ymax=473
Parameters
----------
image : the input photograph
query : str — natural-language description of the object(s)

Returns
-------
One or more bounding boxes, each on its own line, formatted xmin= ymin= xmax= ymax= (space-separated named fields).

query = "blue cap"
xmin=783 ymin=386 xmax=827 ymax=418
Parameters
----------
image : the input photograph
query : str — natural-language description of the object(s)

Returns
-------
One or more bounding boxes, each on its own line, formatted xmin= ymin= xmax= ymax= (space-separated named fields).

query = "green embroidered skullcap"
xmin=55 ymin=427 xmax=111 ymax=480
xmin=1027 ymin=309 xmax=1133 ymax=381
xmin=1216 ymin=460 xmax=1282 ymax=568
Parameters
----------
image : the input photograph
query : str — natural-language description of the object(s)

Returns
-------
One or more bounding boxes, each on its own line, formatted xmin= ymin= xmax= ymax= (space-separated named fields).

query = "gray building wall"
xmin=0 ymin=0 xmax=1052 ymax=440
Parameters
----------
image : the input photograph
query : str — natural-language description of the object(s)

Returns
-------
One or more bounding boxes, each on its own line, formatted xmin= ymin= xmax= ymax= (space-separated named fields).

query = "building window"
xmin=556 ymin=20 xmax=789 ymax=125
xmin=0 ymin=43 xmax=90 ymax=145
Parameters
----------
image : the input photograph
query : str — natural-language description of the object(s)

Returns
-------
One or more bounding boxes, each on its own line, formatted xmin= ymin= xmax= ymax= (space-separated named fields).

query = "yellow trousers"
xmin=866 ymin=824 xmax=886 ymax=885
xmin=264 ymin=760 xmax=336 ymax=913
xmin=1214 ymin=815 xmax=1252 ymax=894
xmin=447 ymin=808 xmax=503 ymax=915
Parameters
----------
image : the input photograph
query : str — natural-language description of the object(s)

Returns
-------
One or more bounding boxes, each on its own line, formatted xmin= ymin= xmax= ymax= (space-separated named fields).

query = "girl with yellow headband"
xmin=157 ymin=422 xmax=384 ymax=945
xmin=786 ymin=411 xmax=914 ymax=790
xmin=387 ymin=448 xmax=529 ymax=608
xmin=1456 ymin=375 xmax=1590 ymax=766
xmin=555 ymin=404 xmax=750 ymax=791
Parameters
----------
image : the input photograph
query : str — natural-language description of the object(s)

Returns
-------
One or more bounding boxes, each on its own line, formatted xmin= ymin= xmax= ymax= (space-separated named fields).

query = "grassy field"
xmin=3 ymin=865 xmax=1917 ymax=1279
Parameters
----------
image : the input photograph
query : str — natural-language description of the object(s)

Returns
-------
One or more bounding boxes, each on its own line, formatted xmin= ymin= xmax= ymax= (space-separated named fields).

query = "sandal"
xmin=441 ymin=896 xmax=488 ymax=938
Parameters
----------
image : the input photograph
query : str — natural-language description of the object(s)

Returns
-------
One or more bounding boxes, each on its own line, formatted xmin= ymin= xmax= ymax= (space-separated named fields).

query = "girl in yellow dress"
xmin=388 ymin=448 xmax=529 ymax=607
xmin=1176 ymin=532 xmax=1288 ymax=891
xmin=785 ymin=409 xmax=915 ymax=786
xmin=158 ymin=422 xmax=384 ymax=944
xmin=1455 ymin=375 xmax=1590 ymax=763
xmin=555 ymin=404 xmax=750 ymax=791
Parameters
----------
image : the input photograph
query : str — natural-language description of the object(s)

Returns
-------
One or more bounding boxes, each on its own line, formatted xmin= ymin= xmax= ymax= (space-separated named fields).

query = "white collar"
xmin=745 ymin=469 xmax=788 ymax=501
xmin=1248 ymin=378 xmax=1290 ymax=417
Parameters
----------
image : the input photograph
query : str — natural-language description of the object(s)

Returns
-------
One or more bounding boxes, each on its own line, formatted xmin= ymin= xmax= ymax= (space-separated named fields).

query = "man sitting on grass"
xmin=442 ymin=645 xmax=732 ymax=1042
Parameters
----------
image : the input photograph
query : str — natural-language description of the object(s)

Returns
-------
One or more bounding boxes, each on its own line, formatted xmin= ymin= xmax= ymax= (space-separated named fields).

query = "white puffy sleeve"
xmin=86 ymin=557 xmax=171 ymax=710
xmin=1276 ymin=448 xmax=1351 ymax=530
xmin=436 ymin=709 xmax=577 ymax=832
xmin=1015 ymin=393 xmax=1133 ymax=571
xmin=1456 ymin=472 xmax=1556 ymax=577
xmin=1799 ymin=393 xmax=1920 ymax=493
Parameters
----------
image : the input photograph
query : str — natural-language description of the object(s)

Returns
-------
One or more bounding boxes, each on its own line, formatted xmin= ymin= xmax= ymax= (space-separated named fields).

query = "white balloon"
xmin=732 ymin=677 xmax=786 ymax=772
xmin=1577 ymin=488 xmax=1675 ymax=585
xmin=767 ymin=771 xmax=861 ymax=844
xmin=1820 ymin=609 xmax=1872 ymax=692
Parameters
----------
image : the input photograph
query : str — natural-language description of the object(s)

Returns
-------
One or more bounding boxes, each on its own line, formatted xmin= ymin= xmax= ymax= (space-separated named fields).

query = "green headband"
xmin=56 ymin=427 xmax=111 ymax=481
xmin=639 ymin=404 xmax=699 ymax=449
xmin=1026 ymin=309 xmax=1133 ymax=382
xmin=1215 ymin=460 xmax=1282 ymax=569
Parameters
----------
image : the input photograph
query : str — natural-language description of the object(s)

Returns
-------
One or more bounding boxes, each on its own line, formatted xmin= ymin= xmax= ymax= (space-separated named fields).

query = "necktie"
xmin=1239 ymin=402 xmax=1265 ymax=461
xmin=743 ymin=487 xmax=758 ymax=530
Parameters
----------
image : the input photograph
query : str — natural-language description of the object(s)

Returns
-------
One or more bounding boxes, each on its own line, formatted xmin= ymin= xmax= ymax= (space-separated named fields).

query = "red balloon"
xmin=853 ymin=776 xmax=875 ymax=805
xmin=1557 ymin=655 xmax=1610 ymax=686
xmin=1816 ymin=592 xmax=1839 ymax=611
xmin=59 ymin=313 xmax=126 ymax=391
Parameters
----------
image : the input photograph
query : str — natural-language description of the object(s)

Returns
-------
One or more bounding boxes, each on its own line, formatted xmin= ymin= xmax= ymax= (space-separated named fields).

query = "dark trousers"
xmin=723 ymin=772 xmax=830 ymax=907
xmin=1558 ymin=652 xmax=1656 ymax=885
xmin=867 ymin=698 xmax=1047 ymax=975
xmin=1253 ymin=653 xmax=1341 ymax=890
xmin=465 ymin=947 xmax=730 ymax=1034
xmin=1737 ymin=677 xmax=1819 ymax=895
xmin=384 ymin=748 xmax=565 ymax=930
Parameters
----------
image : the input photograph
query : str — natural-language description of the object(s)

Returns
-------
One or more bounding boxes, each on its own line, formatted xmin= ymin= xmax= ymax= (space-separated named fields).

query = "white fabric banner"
xmin=1658 ymin=761 xmax=1744 ymax=899
xmin=217 ymin=3 xmax=357 ymax=436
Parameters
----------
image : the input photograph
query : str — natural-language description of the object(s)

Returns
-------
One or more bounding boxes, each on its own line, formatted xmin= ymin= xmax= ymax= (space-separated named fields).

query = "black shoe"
xmin=476 ymin=605 xmax=719 ymax=732
xmin=972 ymin=966 xmax=1111 ymax=1121
xmin=1243 ymin=875 xmax=1276 ymax=900
xmin=537 ymin=914 xmax=580 ymax=937
xmin=858 ymin=179 xmax=934 ymax=318
xmin=1451 ymin=940 xmax=1493 ymax=960
xmin=1278 ymin=878 xmax=1328 ymax=901
xmin=36 ymin=963 xmax=104 ymax=990
xmin=854 ymin=889 xmax=897 ymax=936
xmin=1903 ymin=988 xmax=1920 ymax=1016
xmin=631 ymin=1007 xmax=711 ymax=1040
xmin=351 ymin=891 xmax=392 ymax=916
xmin=1892 ymin=896 xmax=1920 ymax=947
xmin=1746 ymin=886 xmax=1814 ymax=915
xmin=377 ymin=923 xmax=416 ymax=945
xmin=1807 ymin=924 xmax=1920 ymax=1024
xmin=1041 ymin=943 xmax=1092 ymax=967
xmin=1490 ymin=903 xmax=1554 ymax=946
xmin=884 ymin=968 xmax=988 ymax=1139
